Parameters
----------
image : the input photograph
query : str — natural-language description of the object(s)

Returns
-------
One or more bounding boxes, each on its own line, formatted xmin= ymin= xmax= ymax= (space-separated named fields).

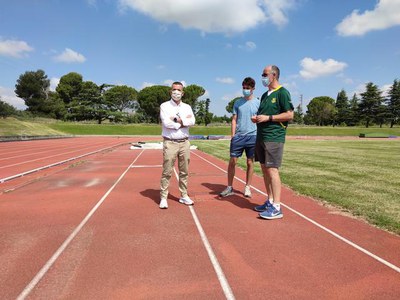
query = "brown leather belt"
xmin=163 ymin=137 xmax=188 ymax=143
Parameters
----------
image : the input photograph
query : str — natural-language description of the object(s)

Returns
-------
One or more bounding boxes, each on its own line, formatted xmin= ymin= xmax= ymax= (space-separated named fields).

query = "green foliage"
xmin=103 ymin=85 xmax=138 ymax=112
xmin=56 ymin=72 xmax=83 ymax=105
xmin=386 ymin=79 xmax=400 ymax=128
xmin=14 ymin=69 xmax=50 ymax=113
xmin=183 ymin=84 xmax=205 ymax=108
xmin=137 ymin=85 xmax=170 ymax=123
xmin=0 ymin=98 xmax=18 ymax=118
xmin=335 ymin=89 xmax=350 ymax=125
xmin=196 ymin=98 xmax=213 ymax=125
xmin=225 ymin=97 xmax=240 ymax=114
xmin=293 ymin=103 xmax=304 ymax=124
xmin=68 ymin=81 xmax=107 ymax=123
xmin=305 ymin=96 xmax=336 ymax=126
xmin=359 ymin=82 xmax=384 ymax=128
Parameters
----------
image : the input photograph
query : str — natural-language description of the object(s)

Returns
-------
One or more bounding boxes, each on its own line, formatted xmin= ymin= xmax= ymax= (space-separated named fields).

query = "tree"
xmin=347 ymin=93 xmax=360 ymax=126
xmin=56 ymin=72 xmax=83 ymax=105
xmin=15 ymin=69 xmax=50 ymax=113
xmin=386 ymin=79 xmax=400 ymax=128
xmin=0 ymin=98 xmax=17 ymax=118
xmin=137 ymin=85 xmax=170 ymax=123
xmin=40 ymin=92 xmax=67 ymax=119
xmin=335 ymin=89 xmax=350 ymax=126
xmin=182 ymin=84 xmax=205 ymax=108
xmin=225 ymin=97 xmax=240 ymax=114
xmin=103 ymin=85 xmax=138 ymax=112
xmin=305 ymin=96 xmax=336 ymax=126
xmin=293 ymin=103 xmax=304 ymax=124
xmin=68 ymin=81 xmax=110 ymax=124
xmin=359 ymin=82 xmax=383 ymax=128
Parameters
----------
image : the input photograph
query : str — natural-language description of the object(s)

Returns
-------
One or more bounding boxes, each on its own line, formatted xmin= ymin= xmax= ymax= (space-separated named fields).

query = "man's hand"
xmin=255 ymin=114 xmax=269 ymax=123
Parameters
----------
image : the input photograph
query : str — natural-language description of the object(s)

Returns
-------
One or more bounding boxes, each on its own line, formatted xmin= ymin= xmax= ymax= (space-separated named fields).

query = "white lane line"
xmin=173 ymin=167 xmax=235 ymax=300
xmin=131 ymin=165 xmax=162 ymax=168
xmin=191 ymin=150 xmax=400 ymax=274
xmin=16 ymin=150 xmax=145 ymax=300
xmin=0 ymin=143 xmax=126 ymax=183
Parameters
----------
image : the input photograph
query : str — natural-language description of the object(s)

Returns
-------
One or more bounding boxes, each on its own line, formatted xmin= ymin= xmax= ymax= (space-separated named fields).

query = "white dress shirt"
xmin=160 ymin=99 xmax=196 ymax=139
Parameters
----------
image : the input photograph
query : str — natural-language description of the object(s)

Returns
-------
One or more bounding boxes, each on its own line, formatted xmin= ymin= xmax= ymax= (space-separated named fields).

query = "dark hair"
xmin=171 ymin=81 xmax=183 ymax=87
xmin=271 ymin=65 xmax=280 ymax=79
xmin=242 ymin=77 xmax=255 ymax=88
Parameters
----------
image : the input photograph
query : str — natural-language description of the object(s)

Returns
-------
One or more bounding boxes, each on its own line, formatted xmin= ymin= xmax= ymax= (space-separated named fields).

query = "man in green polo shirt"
xmin=251 ymin=65 xmax=294 ymax=220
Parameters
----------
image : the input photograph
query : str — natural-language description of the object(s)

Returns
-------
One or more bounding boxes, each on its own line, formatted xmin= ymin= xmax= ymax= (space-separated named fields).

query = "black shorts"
xmin=255 ymin=141 xmax=284 ymax=168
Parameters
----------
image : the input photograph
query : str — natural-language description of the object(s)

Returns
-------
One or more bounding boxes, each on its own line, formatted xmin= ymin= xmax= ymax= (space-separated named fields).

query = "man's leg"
xmin=266 ymin=167 xmax=281 ymax=204
xmin=177 ymin=140 xmax=190 ymax=198
xmin=227 ymin=157 xmax=237 ymax=186
xmin=160 ymin=141 xmax=178 ymax=200
xmin=260 ymin=164 xmax=273 ymax=198
xmin=245 ymin=158 xmax=254 ymax=186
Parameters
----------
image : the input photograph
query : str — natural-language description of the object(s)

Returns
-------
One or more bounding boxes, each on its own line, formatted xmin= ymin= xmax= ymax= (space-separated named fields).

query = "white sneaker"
xmin=179 ymin=197 xmax=194 ymax=206
xmin=159 ymin=198 xmax=168 ymax=209
xmin=219 ymin=186 xmax=234 ymax=197
xmin=244 ymin=185 xmax=252 ymax=197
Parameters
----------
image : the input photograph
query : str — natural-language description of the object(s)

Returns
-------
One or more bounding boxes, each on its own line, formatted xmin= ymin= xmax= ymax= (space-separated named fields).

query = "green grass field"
xmin=2 ymin=118 xmax=400 ymax=137
xmin=191 ymin=139 xmax=400 ymax=235
xmin=1 ymin=117 xmax=399 ymax=235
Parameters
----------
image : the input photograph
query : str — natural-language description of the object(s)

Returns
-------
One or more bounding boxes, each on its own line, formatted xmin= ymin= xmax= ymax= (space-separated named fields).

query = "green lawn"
xmin=191 ymin=139 xmax=400 ymax=235
xmin=2 ymin=118 xmax=400 ymax=137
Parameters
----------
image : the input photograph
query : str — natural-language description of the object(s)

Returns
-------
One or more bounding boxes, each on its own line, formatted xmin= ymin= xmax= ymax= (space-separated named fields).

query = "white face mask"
xmin=171 ymin=90 xmax=183 ymax=101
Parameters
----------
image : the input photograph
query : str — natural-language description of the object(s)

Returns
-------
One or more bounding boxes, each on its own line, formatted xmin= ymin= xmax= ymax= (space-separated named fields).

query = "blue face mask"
xmin=242 ymin=89 xmax=252 ymax=97
xmin=262 ymin=77 xmax=269 ymax=87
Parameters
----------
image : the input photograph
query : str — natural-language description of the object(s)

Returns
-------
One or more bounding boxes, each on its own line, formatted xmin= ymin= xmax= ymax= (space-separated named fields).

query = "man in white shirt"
xmin=159 ymin=81 xmax=196 ymax=209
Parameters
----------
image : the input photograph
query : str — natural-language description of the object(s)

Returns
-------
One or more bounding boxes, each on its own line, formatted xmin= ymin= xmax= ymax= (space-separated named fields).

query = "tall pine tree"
xmin=335 ymin=89 xmax=350 ymax=126
xmin=359 ymin=82 xmax=383 ymax=128
xmin=386 ymin=79 xmax=400 ymax=128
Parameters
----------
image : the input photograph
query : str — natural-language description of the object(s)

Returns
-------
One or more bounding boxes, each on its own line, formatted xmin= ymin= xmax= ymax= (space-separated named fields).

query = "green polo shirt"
xmin=256 ymin=86 xmax=294 ymax=143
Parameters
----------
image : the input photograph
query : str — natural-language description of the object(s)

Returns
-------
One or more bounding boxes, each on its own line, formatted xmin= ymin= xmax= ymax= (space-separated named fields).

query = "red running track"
xmin=0 ymin=138 xmax=399 ymax=299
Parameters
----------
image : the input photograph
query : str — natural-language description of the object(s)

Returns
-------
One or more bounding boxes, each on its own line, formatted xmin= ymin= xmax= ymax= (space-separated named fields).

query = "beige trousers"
xmin=160 ymin=140 xmax=190 ymax=199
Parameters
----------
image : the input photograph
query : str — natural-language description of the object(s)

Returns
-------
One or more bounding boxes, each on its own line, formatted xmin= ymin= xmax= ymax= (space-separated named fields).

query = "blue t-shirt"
xmin=233 ymin=97 xmax=260 ymax=136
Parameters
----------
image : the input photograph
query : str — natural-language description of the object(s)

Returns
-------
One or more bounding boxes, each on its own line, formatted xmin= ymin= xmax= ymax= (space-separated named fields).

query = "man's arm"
xmin=160 ymin=105 xmax=181 ymax=129
xmin=255 ymin=110 xmax=294 ymax=123
xmin=231 ymin=114 xmax=237 ymax=136
xmin=180 ymin=105 xmax=196 ymax=127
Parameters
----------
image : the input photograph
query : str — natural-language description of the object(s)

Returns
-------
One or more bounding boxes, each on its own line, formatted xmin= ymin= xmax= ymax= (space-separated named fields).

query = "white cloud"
xmin=380 ymin=84 xmax=392 ymax=97
xmin=216 ymin=77 xmax=235 ymax=84
xmin=238 ymin=41 xmax=257 ymax=51
xmin=118 ymin=0 xmax=298 ymax=34
xmin=0 ymin=86 xmax=27 ymax=110
xmin=50 ymin=78 xmax=60 ymax=91
xmin=0 ymin=38 xmax=33 ymax=58
xmin=53 ymin=48 xmax=86 ymax=63
xmin=336 ymin=0 xmax=400 ymax=36
xmin=299 ymin=57 xmax=348 ymax=80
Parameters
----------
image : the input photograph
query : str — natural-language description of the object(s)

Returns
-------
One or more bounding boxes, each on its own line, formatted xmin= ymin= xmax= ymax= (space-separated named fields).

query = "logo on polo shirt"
xmin=271 ymin=98 xmax=276 ymax=103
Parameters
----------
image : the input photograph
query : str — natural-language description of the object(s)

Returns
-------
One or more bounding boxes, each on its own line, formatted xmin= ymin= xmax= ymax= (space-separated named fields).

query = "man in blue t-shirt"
xmin=220 ymin=77 xmax=260 ymax=198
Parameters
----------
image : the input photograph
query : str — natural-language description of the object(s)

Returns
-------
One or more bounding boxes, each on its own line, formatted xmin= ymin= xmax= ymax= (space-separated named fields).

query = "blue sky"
xmin=1 ymin=0 xmax=399 ymax=116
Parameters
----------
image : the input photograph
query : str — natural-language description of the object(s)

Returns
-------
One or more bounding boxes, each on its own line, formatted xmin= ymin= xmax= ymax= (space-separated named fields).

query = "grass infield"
xmin=190 ymin=139 xmax=400 ymax=235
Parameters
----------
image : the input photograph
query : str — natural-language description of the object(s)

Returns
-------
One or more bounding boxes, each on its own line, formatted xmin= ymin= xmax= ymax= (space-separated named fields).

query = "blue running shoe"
xmin=259 ymin=206 xmax=283 ymax=220
xmin=254 ymin=199 xmax=273 ymax=212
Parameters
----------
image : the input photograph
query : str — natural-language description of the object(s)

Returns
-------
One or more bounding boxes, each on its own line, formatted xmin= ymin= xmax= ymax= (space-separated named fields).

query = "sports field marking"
xmin=131 ymin=165 xmax=163 ymax=168
xmin=191 ymin=150 xmax=400 ymax=274
xmin=172 ymin=168 xmax=235 ymax=300
xmin=16 ymin=150 xmax=146 ymax=300
xmin=0 ymin=144 xmax=126 ymax=183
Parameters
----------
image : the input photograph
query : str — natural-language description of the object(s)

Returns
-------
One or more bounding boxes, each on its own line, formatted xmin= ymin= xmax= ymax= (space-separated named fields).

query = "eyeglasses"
xmin=262 ymin=73 xmax=271 ymax=77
